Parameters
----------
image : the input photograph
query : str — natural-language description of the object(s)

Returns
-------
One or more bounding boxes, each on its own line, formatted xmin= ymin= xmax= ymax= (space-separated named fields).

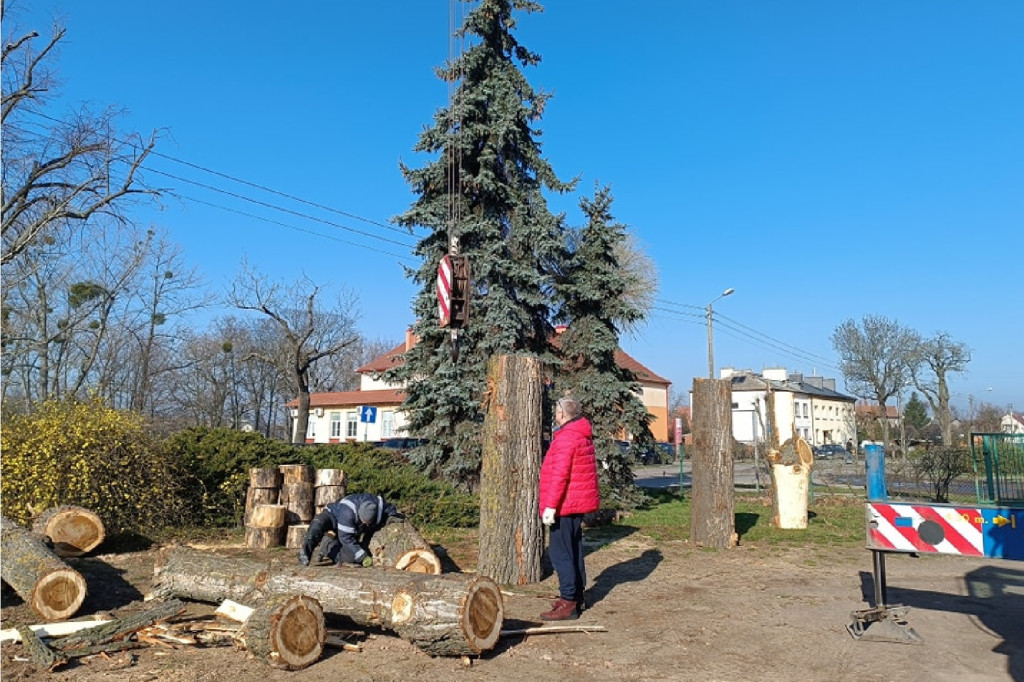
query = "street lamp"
xmin=706 ymin=287 xmax=734 ymax=379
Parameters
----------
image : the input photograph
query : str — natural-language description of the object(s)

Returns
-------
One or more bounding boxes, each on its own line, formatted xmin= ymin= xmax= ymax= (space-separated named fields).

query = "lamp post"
xmin=706 ymin=287 xmax=734 ymax=379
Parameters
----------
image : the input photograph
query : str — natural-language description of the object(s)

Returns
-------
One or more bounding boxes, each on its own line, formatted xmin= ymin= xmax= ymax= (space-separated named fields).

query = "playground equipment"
xmin=848 ymin=434 xmax=1024 ymax=644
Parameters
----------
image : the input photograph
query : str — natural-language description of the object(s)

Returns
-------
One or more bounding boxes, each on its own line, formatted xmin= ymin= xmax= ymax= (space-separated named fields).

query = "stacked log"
xmin=245 ymin=504 xmax=286 ymax=549
xmin=0 ymin=516 xmax=87 ymax=621
xmin=31 ymin=506 xmax=106 ymax=558
xmin=236 ymin=594 xmax=325 ymax=670
xmin=245 ymin=468 xmax=282 ymax=525
xmin=313 ymin=468 xmax=346 ymax=515
xmin=279 ymin=465 xmax=314 ymax=525
xmin=369 ymin=519 xmax=442 ymax=574
xmin=150 ymin=545 xmax=503 ymax=656
xmin=285 ymin=524 xmax=309 ymax=550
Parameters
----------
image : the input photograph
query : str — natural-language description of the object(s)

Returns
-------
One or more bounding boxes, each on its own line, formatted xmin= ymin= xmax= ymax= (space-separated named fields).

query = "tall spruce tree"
xmin=553 ymin=185 xmax=655 ymax=499
xmin=387 ymin=0 xmax=572 ymax=487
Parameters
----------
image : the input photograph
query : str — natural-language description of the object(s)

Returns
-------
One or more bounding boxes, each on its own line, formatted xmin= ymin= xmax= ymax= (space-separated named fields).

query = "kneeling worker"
xmin=298 ymin=492 xmax=400 ymax=567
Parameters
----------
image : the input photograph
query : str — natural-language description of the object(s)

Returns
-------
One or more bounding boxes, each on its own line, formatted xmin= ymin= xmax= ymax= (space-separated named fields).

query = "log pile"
xmin=313 ymin=468 xmax=346 ymax=515
xmin=150 ymin=545 xmax=504 ymax=656
xmin=278 ymin=464 xmax=315 ymax=525
xmin=1 ymin=516 xmax=87 ymax=621
xmin=244 ymin=504 xmax=286 ymax=549
xmin=31 ymin=505 xmax=106 ymax=558
xmin=244 ymin=468 xmax=281 ymax=525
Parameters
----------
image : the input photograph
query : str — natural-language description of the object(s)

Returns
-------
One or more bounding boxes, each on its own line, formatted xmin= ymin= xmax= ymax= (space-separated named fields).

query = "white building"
xmin=1001 ymin=411 xmax=1024 ymax=434
xmin=717 ymin=367 xmax=857 ymax=447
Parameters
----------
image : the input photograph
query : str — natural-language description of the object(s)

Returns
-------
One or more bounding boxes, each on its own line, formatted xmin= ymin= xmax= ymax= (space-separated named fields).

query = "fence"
xmin=973 ymin=433 xmax=1024 ymax=505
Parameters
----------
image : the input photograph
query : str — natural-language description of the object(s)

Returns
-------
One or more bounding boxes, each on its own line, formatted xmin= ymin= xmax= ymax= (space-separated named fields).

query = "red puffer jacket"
xmin=539 ymin=417 xmax=600 ymax=516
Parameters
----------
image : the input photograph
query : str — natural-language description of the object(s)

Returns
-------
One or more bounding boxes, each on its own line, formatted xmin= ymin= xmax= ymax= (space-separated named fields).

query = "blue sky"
xmin=10 ymin=1 xmax=1023 ymax=414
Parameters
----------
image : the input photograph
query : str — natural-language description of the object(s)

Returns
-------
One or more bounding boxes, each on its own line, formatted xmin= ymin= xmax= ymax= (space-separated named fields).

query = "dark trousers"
xmin=548 ymin=514 xmax=586 ymax=602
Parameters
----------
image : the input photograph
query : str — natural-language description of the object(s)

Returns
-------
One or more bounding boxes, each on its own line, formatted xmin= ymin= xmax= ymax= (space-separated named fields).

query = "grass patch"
xmin=608 ymin=489 xmax=866 ymax=547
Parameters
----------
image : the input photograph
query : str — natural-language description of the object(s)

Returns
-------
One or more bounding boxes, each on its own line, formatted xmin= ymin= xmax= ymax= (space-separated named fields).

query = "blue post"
xmin=865 ymin=444 xmax=888 ymax=501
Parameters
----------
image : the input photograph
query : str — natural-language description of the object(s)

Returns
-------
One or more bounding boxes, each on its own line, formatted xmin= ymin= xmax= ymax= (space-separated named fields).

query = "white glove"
xmin=542 ymin=507 xmax=556 ymax=526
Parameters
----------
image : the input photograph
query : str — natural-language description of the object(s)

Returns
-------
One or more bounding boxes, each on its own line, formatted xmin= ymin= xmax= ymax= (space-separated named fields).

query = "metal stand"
xmin=847 ymin=551 xmax=923 ymax=644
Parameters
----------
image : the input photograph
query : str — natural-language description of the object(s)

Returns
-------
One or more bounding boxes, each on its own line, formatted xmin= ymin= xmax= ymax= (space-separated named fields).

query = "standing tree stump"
xmin=236 ymin=594 xmax=325 ymax=670
xmin=31 ymin=506 xmax=105 ymax=558
xmin=0 ymin=516 xmax=87 ymax=621
xmin=369 ymin=519 xmax=442 ymax=574
xmin=478 ymin=354 xmax=544 ymax=585
xmin=690 ymin=378 xmax=736 ymax=549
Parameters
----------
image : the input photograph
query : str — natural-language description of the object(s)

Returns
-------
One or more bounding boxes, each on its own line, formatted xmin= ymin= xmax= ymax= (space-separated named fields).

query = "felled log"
xmin=314 ymin=484 xmax=346 ymax=507
xmin=17 ymin=625 xmax=62 ymax=670
xmin=0 ymin=516 xmax=87 ymax=621
xmin=244 ymin=487 xmax=279 ymax=524
xmin=369 ymin=519 xmax=442 ymax=574
xmin=52 ymin=599 xmax=186 ymax=655
xmin=314 ymin=468 xmax=346 ymax=487
xmin=235 ymin=594 xmax=325 ymax=670
xmin=150 ymin=546 xmax=503 ymax=656
xmin=31 ymin=505 xmax=105 ymax=558
xmin=279 ymin=464 xmax=314 ymax=485
xmin=245 ymin=504 xmax=286 ymax=549
xmin=280 ymin=482 xmax=314 ymax=524
xmin=0 ymin=618 xmax=112 ymax=643
xmin=250 ymin=467 xmax=283 ymax=489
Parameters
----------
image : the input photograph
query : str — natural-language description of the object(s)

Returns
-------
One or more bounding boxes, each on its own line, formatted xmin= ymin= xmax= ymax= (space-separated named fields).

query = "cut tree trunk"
xmin=244 ymin=487 xmax=279 ymax=525
xmin=249 ymin=504 xmax=286 ymax=528
xmin=52 ymin=599 xmax=186 ymax=654
xmin=31 ymin=506 xmax=105 ymax=558
xmin=249 ymin=467 xmax=283 ymax=489
xmin=244 ymin=527 xmax=284 ymax=549
xmin=690 ymin=378 xmax=736 ymax=549
xmin=369 ymin=519 xmax=441 ymax=574
xmin=0 ymin=516 xmax=87 ymax=621
xmin=314 ymin=469 xmax=346 ymax=487
xmin=280 ymin=482 xmax=314 ymax=524
xmin=314 ymin=484 xmax=346 ymax=507
xmin=478 ymin=354 xmax=544 ymax=585
xmin=236 ymin=594 xmax=324 ymax=670
xmin=286 ymin=524 xmax=309 ymax=550
xmin=279 ymin=464 xmax=314 ymax=485
xmin=150 ymin=546 xmax=503 ymax=656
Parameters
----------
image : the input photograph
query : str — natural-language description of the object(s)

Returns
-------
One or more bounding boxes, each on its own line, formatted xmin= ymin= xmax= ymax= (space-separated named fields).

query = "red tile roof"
xmin=285 ymin=388 xmax=405 ymax=409
xmin=354 ymin=334 xmax=670 ymax=386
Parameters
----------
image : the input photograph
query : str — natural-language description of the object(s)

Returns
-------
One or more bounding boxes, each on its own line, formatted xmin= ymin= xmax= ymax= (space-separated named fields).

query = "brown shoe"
xmin=540 ymin=598 xmax=580 ymax=621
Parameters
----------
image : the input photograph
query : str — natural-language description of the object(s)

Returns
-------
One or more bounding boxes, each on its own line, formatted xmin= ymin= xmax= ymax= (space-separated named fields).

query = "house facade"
xmin=288 ymin=328 xmax=672 ymax=443
xmin=1001 ymin=411 xmax=1024 ymax=434
xmin=710 ymin=367 xmax=857 ymax=447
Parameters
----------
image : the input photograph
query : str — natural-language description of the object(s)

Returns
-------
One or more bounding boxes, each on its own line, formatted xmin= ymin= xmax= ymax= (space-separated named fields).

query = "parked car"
xmin=373 ymin=437 xmax=428 ymax=452
xmin=812 ymin=443 xmax=846 ymax=459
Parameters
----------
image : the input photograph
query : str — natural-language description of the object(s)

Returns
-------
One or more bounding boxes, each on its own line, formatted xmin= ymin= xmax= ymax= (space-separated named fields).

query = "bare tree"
xmin=911 ymin=332 xmax=970 ymax=447
xmin=230 ymin=264 xmax=359 ymax=444
xmin=1 ymin=6 xmax=161 ymax=266
xmin=831 ymin=315 xmax=921 ymax=451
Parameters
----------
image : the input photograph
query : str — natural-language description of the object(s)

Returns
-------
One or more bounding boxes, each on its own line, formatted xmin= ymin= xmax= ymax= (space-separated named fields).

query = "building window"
xmin=382 ymin=410 xmax=395 ymax=439
xmin=803 ymin=404 xmax=809 ymax=418
xmin=346 ymin=411 xmax=358 ymax=438
xmin=306 ymin=419 xmax=315 ymax=439
xmin=330 ymin=412 xmax=342 ymax=439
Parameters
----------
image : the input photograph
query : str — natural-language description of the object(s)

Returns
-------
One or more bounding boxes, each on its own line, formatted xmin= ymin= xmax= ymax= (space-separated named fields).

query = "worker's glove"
xmin=361 ymin=555 xmax=374 ymax=567
xmin=542 ymin=507 xmax=556 ymax=526
xmin=298 ymin=550 xmax=310 ymax=567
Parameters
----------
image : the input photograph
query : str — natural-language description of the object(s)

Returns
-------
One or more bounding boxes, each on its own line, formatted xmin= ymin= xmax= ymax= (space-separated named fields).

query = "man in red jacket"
xmin=538 ymin=395 xmax=601 ymax=620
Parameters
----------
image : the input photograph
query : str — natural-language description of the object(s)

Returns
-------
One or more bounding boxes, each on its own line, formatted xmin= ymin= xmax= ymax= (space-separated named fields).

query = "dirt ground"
xmin=2 ymin=523 xmax=1022 ymax=682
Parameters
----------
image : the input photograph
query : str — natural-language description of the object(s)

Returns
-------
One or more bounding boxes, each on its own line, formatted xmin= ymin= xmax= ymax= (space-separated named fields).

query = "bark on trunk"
xmin=236 ymin=594 xmax=324 ymax=670
xmin=150 ymin=546 xmax=503 ymax=656
xmin=280 ymin=482 xmax=314 ymax=524
xmin=368 ymin=519 xmax=441 ymax=574
xmin=31 ymin=506 xmax=105 ymax=558
xmin=53 ymin=599 xmax=186 ymax=654
xmin=690 ymin=378 xmax=736 ymax=549
xmin=0 ymin=516 xmax=87 ymax=621
xmin=478 ymin=354 xmax=544 ymax=586
xmin=245 ymin=527 xmax=284 ymax=549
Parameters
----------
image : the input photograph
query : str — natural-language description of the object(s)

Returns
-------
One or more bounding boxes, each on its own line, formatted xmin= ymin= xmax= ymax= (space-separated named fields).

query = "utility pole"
xmin=705 ymin=288 xmax=734 ymax=379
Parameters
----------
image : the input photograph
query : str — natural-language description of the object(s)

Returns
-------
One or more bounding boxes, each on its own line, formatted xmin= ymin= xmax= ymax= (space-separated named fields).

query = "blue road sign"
xmin=360 ymin=406 xmax=377 ymax=424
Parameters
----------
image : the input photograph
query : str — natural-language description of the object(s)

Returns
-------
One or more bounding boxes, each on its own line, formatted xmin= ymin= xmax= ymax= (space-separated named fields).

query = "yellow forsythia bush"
xmin=0 ymin=398 xmax=182 ymax=534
